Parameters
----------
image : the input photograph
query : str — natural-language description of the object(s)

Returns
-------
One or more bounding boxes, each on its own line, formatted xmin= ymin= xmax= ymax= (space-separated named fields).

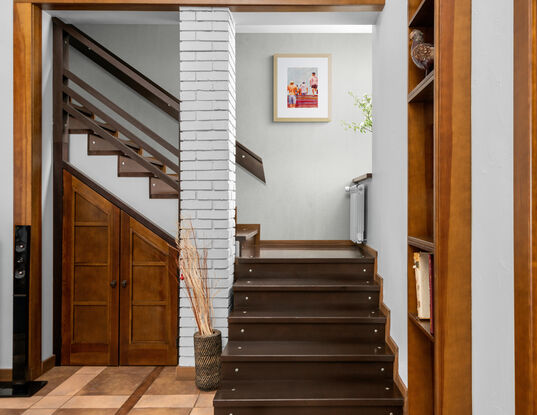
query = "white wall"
xmin=0 ymin=1 xmax=13 ymax=369
xmin=236 ymin=33 xmax=372 ymax=240
xmin=472 ymin=0 xmax=515 ymax=413
xmin=367 ymin=0 xmax=408 ymax=383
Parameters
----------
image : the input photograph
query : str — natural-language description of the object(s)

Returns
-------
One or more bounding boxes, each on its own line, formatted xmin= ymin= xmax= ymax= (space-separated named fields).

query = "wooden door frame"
xmin=514 ymin=0 xmax=537 ymax=414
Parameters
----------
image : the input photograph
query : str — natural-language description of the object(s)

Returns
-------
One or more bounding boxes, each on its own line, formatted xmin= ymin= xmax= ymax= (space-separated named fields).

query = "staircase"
xmin=214 ymin=245 xmax=404 ymax=415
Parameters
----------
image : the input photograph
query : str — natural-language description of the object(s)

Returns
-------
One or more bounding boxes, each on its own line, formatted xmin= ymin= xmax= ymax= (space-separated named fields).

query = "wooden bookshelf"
xmin=407 ymin=1 xmax=435 ymax=414
xmin=407 ymin=0 xmax=472 ymax=413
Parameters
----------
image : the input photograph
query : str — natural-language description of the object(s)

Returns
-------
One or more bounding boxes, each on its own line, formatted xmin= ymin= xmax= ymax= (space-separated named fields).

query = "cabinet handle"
xmin=121 ymin=280 xmax=127 ymax=288
xmin=110 ymin=280 xmax=117 ymax=288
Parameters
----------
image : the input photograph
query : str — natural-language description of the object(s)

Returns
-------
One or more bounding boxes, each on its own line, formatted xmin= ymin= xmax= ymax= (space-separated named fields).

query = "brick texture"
xmin=179 ymin=7 xmax=236 ymax=367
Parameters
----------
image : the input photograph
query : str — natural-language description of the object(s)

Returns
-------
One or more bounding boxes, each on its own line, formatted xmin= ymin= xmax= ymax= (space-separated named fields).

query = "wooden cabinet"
xmin=61 ymin=172 xmax=177 ymax=366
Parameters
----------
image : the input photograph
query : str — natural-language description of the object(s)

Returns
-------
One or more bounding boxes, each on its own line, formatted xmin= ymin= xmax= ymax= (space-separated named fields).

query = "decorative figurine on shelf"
xmin=410 ymin=29 xmax=434 ymax=75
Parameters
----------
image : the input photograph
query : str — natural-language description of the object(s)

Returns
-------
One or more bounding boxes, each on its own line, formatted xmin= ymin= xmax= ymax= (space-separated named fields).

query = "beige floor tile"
xmin=195 ymin=393 xmax=215 ymax=408
xmin=35 ymin=367 xmax=82 ymax=396
xmin=48 ymin=375 xmax=98 ymax=396
xmin=53 ymin=409 xmax=117 ymax=415
xmin=74 ymin=367 xmax=106 ymax=376
xmin=134 ymin=394 xmax=198 ymax=408
xmin=22 ymin=409 xmax=55 ymax=415
xmin=128 ymin=410 xmax=191 ymax=415
xmin=0 ymin=410 xmax=25 ymax=415
xmin=77 ymin=367 xmax=153 ymax=396
xmin=30 ymin=395 xmax=71 ymax=409
xmin=0 ymin=397 xmax=42 ymax=409
xmin=62 ymin=395 xmax=129 ymax=409
xmin=190 ymin=408 xmax=214 ymax=415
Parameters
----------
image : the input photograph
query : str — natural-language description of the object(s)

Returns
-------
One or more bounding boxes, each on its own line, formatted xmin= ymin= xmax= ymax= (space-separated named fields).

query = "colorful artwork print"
xmin=287 ymin=67 xmax=319 ymax=109
xmin=274 ymin=54 xmax=331 ymax=122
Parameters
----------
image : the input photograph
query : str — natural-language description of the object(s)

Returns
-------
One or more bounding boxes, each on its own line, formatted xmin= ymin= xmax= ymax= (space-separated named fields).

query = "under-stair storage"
xmin=61 ymin=171 xmax=178 ymax=366
xmin=214 ymin=245 xmax=404 ymax=415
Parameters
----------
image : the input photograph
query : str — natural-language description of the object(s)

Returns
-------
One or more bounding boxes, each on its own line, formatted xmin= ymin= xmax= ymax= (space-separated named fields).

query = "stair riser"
xmin=87 ymin=134 xmax=139 ymax=155
xmin=214 ymin=407 xmax=403 ymax=415
xmin=233 ymin=291 xmax=379 ymax=311
xmin=118 ymin=156 xmax=158 ymax=177
xmin=229 ymin=323 xmax=385 ymax=342
xmin=222 ymin=361 xmax=394 ymax=381
xmin=235 ymin=263 xmax=374 ymax=280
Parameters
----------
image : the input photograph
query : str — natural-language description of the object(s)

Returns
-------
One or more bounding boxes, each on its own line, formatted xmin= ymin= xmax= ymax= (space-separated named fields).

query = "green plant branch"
xmin=342 ymin=92 xmax=372 ymax=135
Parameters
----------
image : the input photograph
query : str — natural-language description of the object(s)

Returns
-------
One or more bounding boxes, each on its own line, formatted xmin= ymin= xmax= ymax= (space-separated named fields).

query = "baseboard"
xmin=365 ymin=244 xmax=408 ymax=415
xmin=259 ymin=240 xmax=355 ymax=247
xmin=176 ymin=366 xmax=195 ymax=380
xmin=42 ymin=355 xmax=56 ymax=374
xmin=0 ymin=355 xmax=56 ymax=382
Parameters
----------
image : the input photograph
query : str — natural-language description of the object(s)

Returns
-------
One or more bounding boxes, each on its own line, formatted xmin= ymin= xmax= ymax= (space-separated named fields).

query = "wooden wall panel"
xmin=514 ymin=0 xmax=537 ymax=414
xmin=13 ymin=2 xmax=42 ymax=380
xmin=434 ymin=0 xmax=472 ymax=413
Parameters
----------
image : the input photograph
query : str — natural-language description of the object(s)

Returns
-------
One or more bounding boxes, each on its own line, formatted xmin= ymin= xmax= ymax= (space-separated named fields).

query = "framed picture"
xmin=273 ymin=54 xmax=332 ymax=122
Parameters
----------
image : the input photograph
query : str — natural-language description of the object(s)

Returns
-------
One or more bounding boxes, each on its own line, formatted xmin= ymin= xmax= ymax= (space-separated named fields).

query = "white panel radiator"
xmin=347 ymin=184 xmax=366 ymax=243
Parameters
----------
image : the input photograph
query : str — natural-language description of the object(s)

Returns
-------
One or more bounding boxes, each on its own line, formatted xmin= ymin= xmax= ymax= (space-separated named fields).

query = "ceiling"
xmin=46 ymin=11 xmax=376 ymax=33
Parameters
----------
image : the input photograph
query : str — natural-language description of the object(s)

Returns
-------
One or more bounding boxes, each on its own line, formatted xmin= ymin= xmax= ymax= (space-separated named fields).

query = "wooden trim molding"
xmin=13 ymin=2 xmax=42 ymax=381
xmin=514 ymin=0 xmax=537 ymax=414
xmin=0 ymin=356 xmax=55 ymax=382
xmin=434 ymin=0 xmax=472 ymax=413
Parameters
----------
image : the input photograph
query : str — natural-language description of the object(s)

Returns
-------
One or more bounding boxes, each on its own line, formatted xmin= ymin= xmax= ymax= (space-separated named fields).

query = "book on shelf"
xmin=429 ymin=253 xmax=434 ymax=334
xmin=413 ymin=252 xmax=433 ymax=323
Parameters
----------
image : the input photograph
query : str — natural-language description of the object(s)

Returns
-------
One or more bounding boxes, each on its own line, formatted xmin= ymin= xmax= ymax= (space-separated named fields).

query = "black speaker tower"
xmin=0 ymin=226 xmax=47 ymax=397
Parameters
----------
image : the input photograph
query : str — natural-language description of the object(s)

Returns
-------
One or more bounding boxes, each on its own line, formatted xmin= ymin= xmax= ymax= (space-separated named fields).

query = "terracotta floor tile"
xmin=78 ymin=367 xmax=154 ymax=396
xmin=74 ymin=368 xmax=105 ymax=376
xmin=194 ymin=393 xmax=215 ymax=408
xmin=53 ymin=409 xmax=117 ymax=415
xmin=0 ymin=410 xmax=26 ymax=415
xmin=62 ymin=395 xmax=129 ymax=409
xmin=0 ymin=397 xmax=42 ymax=409
xmin=48 ymin=375 xmax=98 ymax=397
xmin=21 ymin=409 xmax=55 ymax=415
xmin=30 ymin=395 xmax=71 ymax=409
xmin=146 ymin=378 xmax=200 ymax=395
xmin=35 ymin=367 xmax=81 ymax=396
xmin=190 ymin=408 xmax=214 ymax=415
xmin=128 ymin=409 xmax=191 ymax=415
xmin=134 ymin=394 xmax=198 ymax=408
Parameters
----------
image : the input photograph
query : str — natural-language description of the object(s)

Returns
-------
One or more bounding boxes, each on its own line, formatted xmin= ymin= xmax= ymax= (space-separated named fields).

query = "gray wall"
xmin=367 ymin=0 xmax=408 ymax=383
xmin=472 ymin=0 xmax=515 ymax=412
xmin=236 ymin=33 xmax=372 ymax=240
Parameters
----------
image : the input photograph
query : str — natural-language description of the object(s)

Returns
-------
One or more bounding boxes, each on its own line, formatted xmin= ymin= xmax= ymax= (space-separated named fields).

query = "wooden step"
xmin=228 ymin=310 xmax=385 ymax=342
xmin=117 ymin=155 xmax=164 ymax=177
xmin=233 ymin=289 xmax=380 ymax=311
xmin=149 ymin=174 xmax=179 ymax=199
xmin=68 ymin=114 xmax=118 ymax=136
xmin=235 ymin=262 xmax=374 ymax=280
xmin=214 ymin=379 xmax=404 ymax=414
xmin=233 ymin=277 xmax=379 ymax=291
xmin=87 ymin=134 xmax=140 ymax=156
xmin=70 ymin=100 xmax=94 ymax=118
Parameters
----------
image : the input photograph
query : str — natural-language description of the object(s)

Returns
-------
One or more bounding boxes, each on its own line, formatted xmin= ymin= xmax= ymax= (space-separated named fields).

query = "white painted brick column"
xmin=178 ymin=7 xmax=236 ymax=367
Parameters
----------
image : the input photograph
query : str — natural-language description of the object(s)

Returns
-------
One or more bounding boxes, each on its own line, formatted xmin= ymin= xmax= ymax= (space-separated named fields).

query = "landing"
xmin=238 ymin=243 xmax=374 ymax=263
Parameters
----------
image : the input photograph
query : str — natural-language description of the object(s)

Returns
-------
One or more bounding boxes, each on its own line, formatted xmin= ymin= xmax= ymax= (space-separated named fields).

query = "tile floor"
xmin=0 ymin=366 xmax=215 ymax=415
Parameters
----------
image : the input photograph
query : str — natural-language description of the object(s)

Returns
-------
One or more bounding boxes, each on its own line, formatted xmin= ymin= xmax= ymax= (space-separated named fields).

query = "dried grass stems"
xmin=176 ymin=220 xmax=215 ymax=337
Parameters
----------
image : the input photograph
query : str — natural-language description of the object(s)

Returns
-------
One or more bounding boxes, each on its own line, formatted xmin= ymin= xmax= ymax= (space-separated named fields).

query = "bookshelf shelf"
xmin=408 ymin=71 xmax=434 ymax=103
xmin=408 ymin=312 xmax=434 ymax=342
xmin=409 ymin=0 xmax=434 ymax=28
xmin=408 ymin=235 xmax=435 ymax=252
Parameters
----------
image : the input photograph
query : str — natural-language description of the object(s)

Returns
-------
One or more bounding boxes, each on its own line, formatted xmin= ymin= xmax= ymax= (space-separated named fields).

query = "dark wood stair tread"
xmin=149 ymin=175 xmax=179 ymax=199
xmin=234 ymin=277 xmax=379 ymax=291
xmin=88 ymin=134 xmax=140 ymax=155
xmin=236 ymin=225 xmax=259 ymax=242
xmin=214 ymin=379 xmax=404 ymax=407
xmin=229 ymin=308 xmax=385 ymax=323
xmin=223 ymin=341 xmax=393 ymax=362
xmin=238 ymin=245 xmax=374 ymax=264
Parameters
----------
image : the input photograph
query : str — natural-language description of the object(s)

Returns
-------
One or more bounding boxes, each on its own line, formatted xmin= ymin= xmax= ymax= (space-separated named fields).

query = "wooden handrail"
xmin=64 ymin=69 xmax=180 ymax=158
xmin=63 ymin=85 xmax=180 ymax=176
xmin=64 ymin=102 xmax=178 ymax=190
xmin=53 ymin=18 xmax=180 ymax=119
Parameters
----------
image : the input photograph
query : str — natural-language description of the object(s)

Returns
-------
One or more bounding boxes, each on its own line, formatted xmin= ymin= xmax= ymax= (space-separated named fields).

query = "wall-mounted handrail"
xmin=64 ymin=69 xmax=180 ymax=158
xmin=53 ymin=18 xmax=180 ymax=119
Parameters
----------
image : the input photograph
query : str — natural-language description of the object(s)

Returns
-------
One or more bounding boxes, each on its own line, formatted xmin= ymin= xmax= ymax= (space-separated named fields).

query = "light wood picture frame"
xmin=273 ymin=53 xmax=332 ymax=122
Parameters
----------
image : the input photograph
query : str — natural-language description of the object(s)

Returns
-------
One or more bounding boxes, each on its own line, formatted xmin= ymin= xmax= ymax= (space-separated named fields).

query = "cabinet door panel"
xmin=62 ymin=171 xmax=120 ymax=365
xmin=119 ymin=212 xmax=178 ymax=365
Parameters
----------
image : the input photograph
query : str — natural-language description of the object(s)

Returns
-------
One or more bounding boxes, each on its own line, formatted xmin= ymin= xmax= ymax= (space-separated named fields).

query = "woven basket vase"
xmin=193 ymin=330 xmax=222 ymax=391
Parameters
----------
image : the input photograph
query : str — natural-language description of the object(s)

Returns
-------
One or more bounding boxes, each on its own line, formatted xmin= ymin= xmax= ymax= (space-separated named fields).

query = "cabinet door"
xmin=119 ymin=212 xmax=178 ymax=365
xmin=62 ymin=171 xmax=120 ymax=365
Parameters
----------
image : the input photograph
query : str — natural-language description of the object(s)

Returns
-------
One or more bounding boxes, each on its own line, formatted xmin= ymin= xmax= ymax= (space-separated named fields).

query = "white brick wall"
xmin=179 ymin=7 xmax=236 ymax=367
